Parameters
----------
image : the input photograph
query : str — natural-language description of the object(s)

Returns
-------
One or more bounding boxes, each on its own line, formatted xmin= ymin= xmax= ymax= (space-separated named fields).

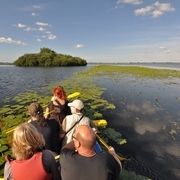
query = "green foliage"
xmin=13 ymin=47 xmax=87 ymax=67
xmin=79 ymin=65 xmax=180 ymax=79
xmin=119 ymin=169 xmax=150 ymax=180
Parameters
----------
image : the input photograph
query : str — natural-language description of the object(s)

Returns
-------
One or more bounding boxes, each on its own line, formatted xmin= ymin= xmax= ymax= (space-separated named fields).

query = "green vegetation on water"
xmin=13 ymin=47 xmax=87 ymax=67
xmin=0 ymin=65 xmax=170 ymax=179
xmin=79 ymin=65 xmax=180 ymax=79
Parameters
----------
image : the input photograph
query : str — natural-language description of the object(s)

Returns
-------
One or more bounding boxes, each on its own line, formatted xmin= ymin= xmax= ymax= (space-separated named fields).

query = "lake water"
xmin=1 ymin=63 xmax=180 ymax=180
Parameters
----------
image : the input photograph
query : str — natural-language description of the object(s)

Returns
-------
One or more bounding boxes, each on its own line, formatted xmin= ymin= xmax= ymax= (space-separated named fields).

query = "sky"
xmin=0 ymin=0 xmax=180 ymax=63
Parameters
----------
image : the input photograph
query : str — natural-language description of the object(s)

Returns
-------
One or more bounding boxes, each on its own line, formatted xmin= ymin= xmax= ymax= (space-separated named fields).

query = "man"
xmin=61 ymin=99 xmax=97 ymax=146
xmin=59 ymin=125 xmax=122 ymax=180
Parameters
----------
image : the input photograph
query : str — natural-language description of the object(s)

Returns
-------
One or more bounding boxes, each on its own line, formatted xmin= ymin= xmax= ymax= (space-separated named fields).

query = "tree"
xmin=13 ymin=47 xmax=87 ymax=67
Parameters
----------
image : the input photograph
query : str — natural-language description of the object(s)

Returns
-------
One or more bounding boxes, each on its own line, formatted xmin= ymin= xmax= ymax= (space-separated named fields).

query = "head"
xmin=73 ymin=125 xmax=96 ymax=151
xmin=68 ymin=99 xmax=84 ymax=114
xmin=53 ymin=86 xmax=67 ymax=100
xmin=28 ymin=102 xmax=46 ymax=126
xmin=12 ymin=123 xmax=45 ymax=160
xmin=28 ymin=102 xmax=43 ymax=117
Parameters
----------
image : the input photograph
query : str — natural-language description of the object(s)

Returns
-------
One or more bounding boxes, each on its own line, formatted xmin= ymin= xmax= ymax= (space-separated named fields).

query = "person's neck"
xmin=31 ymin=117 xmax=37 ymax=121
xmin=78 ymin=149 xmax=96 ymax=157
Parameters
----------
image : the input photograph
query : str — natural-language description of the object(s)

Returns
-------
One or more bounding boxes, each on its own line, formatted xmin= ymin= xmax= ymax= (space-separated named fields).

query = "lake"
xmin=1 ymin=63 xmax=180 ymax=180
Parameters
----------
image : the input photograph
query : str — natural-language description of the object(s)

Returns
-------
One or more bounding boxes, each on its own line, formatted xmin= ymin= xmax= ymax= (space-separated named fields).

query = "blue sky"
xmin=0 ymin=0 xmax=179 ymax=63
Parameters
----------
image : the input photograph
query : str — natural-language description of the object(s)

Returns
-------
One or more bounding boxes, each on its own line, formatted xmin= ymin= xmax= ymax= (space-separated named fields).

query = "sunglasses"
xmin=72 ymin=135 xmax=78 ymax=141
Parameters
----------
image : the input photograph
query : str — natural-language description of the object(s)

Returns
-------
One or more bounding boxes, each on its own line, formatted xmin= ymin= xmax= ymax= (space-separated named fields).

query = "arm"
xmin=42 ymin=150 xmax=61 ymax=180
xmin=4 ymin=162 xmax=13 ymax=180
xmin=59 ymin=118 xmax=66 ymax=139
xmin=108 ymin=146 xmax=122 ymax=172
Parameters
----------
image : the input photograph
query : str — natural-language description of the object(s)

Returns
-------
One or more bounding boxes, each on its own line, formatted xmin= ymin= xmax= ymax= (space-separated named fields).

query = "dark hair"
xmin=29 ymin=103 xmax=47 ymax=127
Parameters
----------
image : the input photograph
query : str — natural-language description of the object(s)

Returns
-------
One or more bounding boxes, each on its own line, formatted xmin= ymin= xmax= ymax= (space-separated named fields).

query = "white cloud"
xmin=117 ymin=0 xmax=143 ymax=5
xmin=31 ymin=12 xmax=39 ymax=17
xmin=164 ymin=50 xmax=170 ymax=53
xmin=37 ymin=38 xmax=42 ymax=42
xmin=159 ymin=46 xmax=170 ymax=53
xmin=38 ymin=27 xmax=46 ymax=31
xmin=75 ymin=44 xmax=84 ymax=48
xmin=135 ymin=2 xmax=175 ymax=18
xmin=141 ymin=51 xmax=153 ymax=53
xmin=45 ymin=31 xmax=51 ymax=34
xmin=24 ymin=27 xmax=36 ymax=31
xmin=13 ymin=23 xmax=27 ymax=28
xmin=0 ymin=37 xmax=27 ymax=45
xmin=35 ymin=22 xmax=51 ymax=27
xmin=48 ymin=34 xmax=56 ymax=40
xmin=34 ymin=5 xmax=41 ymax=9
xmin=159 ymin=46 xmax=166 ymax=50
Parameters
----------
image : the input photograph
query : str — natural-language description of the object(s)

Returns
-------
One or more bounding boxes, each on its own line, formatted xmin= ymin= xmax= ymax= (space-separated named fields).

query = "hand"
xmin=92 ymin=127 xmax=98 ymax=134
xmin=108 ymin=146 xmax=116 ymax=155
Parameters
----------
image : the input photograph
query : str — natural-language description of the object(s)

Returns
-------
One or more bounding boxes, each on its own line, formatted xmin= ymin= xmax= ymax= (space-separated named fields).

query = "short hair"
xmin=53 ymin=86 xmax=67 ymax=100
xmin=12 ymin=123 xmax=45 ymax=160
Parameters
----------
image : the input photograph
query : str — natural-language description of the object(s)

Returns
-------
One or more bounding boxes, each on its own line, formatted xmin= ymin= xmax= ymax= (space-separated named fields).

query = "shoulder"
xmin=42 ymin=150 xmax=56 ymax=163
xmin=47 ymin=101 xmax=54 ymax=107
xmin=60 ymin=148 xmax=77 ymax=158
xmin=30 ymin=120 xmax=38 ymax=126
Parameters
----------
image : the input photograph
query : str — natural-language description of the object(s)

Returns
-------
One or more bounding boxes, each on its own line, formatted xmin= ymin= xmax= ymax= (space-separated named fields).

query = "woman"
xmin=45 ymin=86 xmax=70 ymax=125
xmin=4 ymin=123 xmax=60 ymax=180
xmin=28 ymin=102 xmax=61 ymax=154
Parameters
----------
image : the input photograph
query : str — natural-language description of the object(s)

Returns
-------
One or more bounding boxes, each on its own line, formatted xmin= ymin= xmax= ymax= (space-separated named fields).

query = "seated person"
xmin=45 ymin=86 xmax=70 ymax=125
xmin=59 ymin=125 xmax=122 ymax=180
xmin=4 ymin=123 xmax=60 ymax=180
xmin=28 ymin=102 xmax=61 ymax=155
xmin=60 ymin=99 xmax=97 ymax=146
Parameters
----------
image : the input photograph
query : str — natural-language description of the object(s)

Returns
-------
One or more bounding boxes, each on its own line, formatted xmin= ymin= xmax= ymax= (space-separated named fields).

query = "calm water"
xmin=1 ymin=63 xmax=180 ymax=180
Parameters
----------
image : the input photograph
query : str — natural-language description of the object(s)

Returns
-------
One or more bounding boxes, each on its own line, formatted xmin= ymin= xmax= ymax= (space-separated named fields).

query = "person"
xmin=59 ymin=125 xmax=122 ymax=180
xmin=45 ymin=86 xmax=70 ymax=125
xmin=60 ymin=99 xmax=97 ymax=146
xmin=4 ymin=123 xmax=60 ymax=180
xmin=28 ymin=102 xmax=61 ymax=155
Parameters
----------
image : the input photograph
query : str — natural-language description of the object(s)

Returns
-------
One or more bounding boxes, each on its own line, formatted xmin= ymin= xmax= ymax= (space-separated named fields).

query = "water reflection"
xmin=96 ymin=76 xmax=180 ymax=180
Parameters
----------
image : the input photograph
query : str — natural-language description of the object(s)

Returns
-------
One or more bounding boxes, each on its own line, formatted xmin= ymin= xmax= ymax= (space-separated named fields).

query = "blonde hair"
xmin=12 ymin=123 xmax=45 ymax=160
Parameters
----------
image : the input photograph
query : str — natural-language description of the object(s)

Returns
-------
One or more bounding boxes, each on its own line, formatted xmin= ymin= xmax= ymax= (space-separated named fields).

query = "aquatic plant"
xmin=79 ymin=65 xmax=180 ymax=79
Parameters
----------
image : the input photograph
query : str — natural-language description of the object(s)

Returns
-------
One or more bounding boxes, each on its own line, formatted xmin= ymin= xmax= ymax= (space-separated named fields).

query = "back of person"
xmin=47 ymin=100 xmax=69 ymax=124
xmin=62 ymin=113 xmax=91 ymax=145
xmin=4 ymin=123 xmax=60 ymax=180
xmin=45 ymin=86 xmax=70 ymax=125
xmin=60 ymin=149 xmax=120 ymax=180
xmin=10 ymin=152 xmax=52 ymax=180
xmin=31 ymin=119 xmax=61 ymax=154
xmin=59 ymin=125 xmax=121 ymax=180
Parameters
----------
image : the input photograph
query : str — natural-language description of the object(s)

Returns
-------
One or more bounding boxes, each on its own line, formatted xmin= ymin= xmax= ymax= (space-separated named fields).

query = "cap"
xmin=68 ymin=99 xmax=84 ymax=110
xmin=28 ymin=102 xmax=43 ymax=116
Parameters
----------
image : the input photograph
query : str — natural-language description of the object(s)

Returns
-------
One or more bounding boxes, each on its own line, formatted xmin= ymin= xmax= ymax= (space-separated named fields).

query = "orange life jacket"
xmin=10 ymin=152 xmax=52 ymax=180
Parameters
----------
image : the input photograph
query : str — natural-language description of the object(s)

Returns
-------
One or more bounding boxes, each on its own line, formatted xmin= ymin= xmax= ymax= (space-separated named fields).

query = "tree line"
xmin=13 ymin=48 xmax=87 ymax=66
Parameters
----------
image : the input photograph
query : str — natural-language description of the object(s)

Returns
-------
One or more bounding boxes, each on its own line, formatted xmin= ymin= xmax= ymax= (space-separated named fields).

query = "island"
xmin=13 ymin=47 xmax=87 ymax=67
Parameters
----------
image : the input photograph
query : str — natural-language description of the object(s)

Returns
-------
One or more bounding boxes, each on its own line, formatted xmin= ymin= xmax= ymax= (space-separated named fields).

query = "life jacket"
xmin=9 ymin=152 xmax=52 ymax=180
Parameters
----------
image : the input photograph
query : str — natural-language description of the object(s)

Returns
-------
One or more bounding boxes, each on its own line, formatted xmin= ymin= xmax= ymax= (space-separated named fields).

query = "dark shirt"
xmin=60 ymin=148 xmax=121 ymax=180
xmin=31 ymin=119 xmax=61 ymax=154
xmin=47 ymin=100 xmax=70 ymax=124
